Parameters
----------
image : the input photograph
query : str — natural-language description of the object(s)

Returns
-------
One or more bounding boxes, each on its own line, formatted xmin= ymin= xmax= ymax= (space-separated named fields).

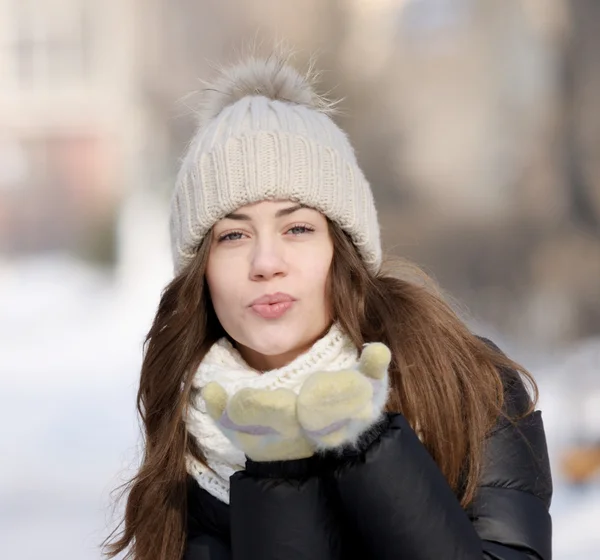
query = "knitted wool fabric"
xmin=185 ymin=323 xmax=359 ymax=504
xmin=169 ymin=54 xmax=381 ymax=275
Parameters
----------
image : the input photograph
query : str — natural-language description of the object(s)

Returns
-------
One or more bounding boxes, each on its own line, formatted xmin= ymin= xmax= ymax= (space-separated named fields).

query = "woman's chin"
xmin=236 ymin=329 xmax=318 ymax=369
xmin=247 ymin=335 xmax=304 ymax=358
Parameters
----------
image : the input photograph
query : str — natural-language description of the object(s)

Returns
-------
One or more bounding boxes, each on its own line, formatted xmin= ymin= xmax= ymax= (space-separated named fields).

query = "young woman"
xmin=105 ymin=54 xmax=552 ymax=560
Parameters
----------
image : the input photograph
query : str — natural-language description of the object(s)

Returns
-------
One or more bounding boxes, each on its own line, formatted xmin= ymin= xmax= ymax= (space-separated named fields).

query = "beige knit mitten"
xmin=201 ymin=384 xmax=314 ymax=462
xmin=297 ymin=342 xmax=391 ymax=449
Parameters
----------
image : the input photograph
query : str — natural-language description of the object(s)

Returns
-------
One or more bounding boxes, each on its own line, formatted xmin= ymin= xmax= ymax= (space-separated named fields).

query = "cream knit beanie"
xmin=169 ymin=53 xmax=381 ymax=275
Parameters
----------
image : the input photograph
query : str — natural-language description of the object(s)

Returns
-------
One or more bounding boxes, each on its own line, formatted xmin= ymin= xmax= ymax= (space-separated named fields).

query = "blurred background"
xmin=1 ymin=0 xmax=599 ymax=558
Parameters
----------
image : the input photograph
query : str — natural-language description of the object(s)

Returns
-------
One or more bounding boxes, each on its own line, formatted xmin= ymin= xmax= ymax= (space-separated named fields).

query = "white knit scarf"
xmin=184 ymin=324 xmax=359 ymax=504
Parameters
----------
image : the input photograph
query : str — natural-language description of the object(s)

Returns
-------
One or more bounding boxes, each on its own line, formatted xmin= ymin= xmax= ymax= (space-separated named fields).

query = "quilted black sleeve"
xmin=183 ymin=534 xmax=231 ymax=560
xmin=468 ymin=378 xmax=552 ymax=559
xmin=229 ymin=455 xmax=344 ymax=560
xmin=325 ymin=380 xmax=552 ymax=559
xmin=184 ymin=477 xmax=232 ymax=560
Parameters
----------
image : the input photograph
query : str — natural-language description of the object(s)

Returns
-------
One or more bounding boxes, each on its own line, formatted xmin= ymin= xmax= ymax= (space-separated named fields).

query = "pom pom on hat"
xmin=196 ymin=52 xmax=338 ymax=128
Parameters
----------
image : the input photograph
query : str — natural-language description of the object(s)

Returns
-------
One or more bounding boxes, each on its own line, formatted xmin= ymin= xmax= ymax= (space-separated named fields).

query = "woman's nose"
xmin=249 ymin=240 xmax=288 ymax=281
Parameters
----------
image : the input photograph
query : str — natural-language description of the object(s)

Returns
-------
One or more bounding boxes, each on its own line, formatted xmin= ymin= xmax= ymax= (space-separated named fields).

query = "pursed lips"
xmin=249 ymin=292 xmax=296 ymax=319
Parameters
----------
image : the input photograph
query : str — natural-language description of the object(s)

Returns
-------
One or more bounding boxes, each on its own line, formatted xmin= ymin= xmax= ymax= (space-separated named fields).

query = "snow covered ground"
xmin=1 ymin=253 xmax=599 ymax=559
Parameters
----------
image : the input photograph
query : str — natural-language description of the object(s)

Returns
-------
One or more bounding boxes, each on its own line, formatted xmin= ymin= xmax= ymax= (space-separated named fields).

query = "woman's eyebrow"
xmin=225 ymin=204 xmax=306 ymax=220
xmin=275 ymin=204 xmax=306 ymax=217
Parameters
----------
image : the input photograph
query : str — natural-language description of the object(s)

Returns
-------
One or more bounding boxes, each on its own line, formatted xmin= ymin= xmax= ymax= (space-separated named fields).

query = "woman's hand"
xmin=201 ymin=383 xmax=315 ymax=462
xmin=297 ymin=342 xmax=391 ymax=449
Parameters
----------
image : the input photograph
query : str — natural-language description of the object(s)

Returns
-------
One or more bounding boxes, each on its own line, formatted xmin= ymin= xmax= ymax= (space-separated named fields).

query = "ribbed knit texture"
xmin=169 ymin=57 xmax=382 ymax=274
xmin=184 ymin=323 xmax=359 ymax=504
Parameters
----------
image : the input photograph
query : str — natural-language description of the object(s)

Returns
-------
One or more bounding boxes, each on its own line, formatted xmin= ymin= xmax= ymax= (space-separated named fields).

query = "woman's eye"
xmin=217 ymin=231 xmax=245 ymax=242
xmin=287 ymin=225 xmax=314 ymax=236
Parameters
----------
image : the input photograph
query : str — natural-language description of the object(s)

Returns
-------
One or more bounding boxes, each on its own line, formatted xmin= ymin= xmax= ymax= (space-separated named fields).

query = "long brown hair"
xmin=103 ymin=221 xmax=536 ymax=560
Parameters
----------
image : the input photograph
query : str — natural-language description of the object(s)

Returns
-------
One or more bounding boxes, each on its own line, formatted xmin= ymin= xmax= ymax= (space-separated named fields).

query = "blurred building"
xmin=0 ymin=0 xmax=170 ymax=262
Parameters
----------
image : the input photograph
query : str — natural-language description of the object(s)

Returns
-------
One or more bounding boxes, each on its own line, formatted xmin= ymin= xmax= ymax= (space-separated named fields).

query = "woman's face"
xmin=206 ymin=200 xmax=334 ymax=371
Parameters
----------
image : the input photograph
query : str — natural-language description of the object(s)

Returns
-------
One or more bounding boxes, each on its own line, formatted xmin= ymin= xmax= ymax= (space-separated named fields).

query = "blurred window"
xmin=400 ymin=0 xmax=472 ymax=34
xmin=10 ymin=0 xmax=91 ymax=88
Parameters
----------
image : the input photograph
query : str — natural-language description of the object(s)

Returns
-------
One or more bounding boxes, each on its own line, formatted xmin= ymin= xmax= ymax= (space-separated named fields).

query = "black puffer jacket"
xmin=184 ymin=350 xmax=552 ymax=560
